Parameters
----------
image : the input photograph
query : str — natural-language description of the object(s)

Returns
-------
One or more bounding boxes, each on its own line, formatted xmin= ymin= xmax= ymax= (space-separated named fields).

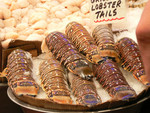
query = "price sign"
xmin=90 ymin=0 xmax=126 ymax=24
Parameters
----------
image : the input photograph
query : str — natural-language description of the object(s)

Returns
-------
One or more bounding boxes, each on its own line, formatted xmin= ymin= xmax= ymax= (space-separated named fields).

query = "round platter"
xmin=7 ymin=87 xmax=150 ymax=113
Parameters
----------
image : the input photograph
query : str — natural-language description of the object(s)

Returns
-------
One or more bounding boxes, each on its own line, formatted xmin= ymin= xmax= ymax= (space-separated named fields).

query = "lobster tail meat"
xmin=5 ymin=49 xmax=39 ymax=96
xmin=92 ymin=24 xmax=120 ymax=63
xmin=93 ymin=59 xmax=136 ymax=101
xmin=65 ymin=21 xmax=102 ymax=64
xmin=116 ymin=37 xmax=150 ymax=86
xmin=45 ymin=31 xmax=93 ymax=80
xmin=39 ymin=57 xmax=73 ymax=104
xmin=68 ymin=73 xmax=102 ymax=107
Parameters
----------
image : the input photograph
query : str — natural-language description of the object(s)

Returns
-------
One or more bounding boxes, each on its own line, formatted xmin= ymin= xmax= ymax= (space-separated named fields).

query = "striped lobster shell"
xmin=116 ymin=37 xmax=150 ymax=86
xmin=93 ymin=59 xmax=136 ymax=100
xmin=4 ymin=49 xmax=39 ymax=96
xmin=68 ymin=73 xmax=101 ymax=107
xmin=45 ymin=31 xmax=93 ymax=80
xmin=65 ymin=21 xmax=102 ymax=64
xmin=39 ymin=56 xmax=72 ymax=104
xmin=92 ymin=24 xmax=120 ymax=63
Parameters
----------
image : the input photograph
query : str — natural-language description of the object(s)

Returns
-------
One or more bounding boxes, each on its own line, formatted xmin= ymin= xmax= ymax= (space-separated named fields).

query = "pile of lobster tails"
xmin=0 ymin=21 xmax=150 ymax=111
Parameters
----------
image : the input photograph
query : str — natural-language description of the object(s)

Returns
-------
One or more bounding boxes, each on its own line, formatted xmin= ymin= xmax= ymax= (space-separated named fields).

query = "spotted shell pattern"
xmin=93 ymin=59 xmax=136 ymax=100
xmin=65 ymin=21 xmax=102 ymax=64
xmin=45 ymin=31 xmax=93 ymax=80
xmin=116 ymin=37 xmax=150 ymax=86
xmin=6 ymin=49 xmax=39 ymax=96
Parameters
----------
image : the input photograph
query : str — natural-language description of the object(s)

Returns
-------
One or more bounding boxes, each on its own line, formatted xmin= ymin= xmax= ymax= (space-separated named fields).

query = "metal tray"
xmin=7 ymin=87 xmax=150 ymax=113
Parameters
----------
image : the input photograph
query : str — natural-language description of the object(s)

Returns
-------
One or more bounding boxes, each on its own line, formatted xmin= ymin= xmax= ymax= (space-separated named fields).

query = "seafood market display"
xmin=93 ymin=59 xmax=136 ymax=100
xmin=116 ymin=37 xmax=150 ymax=86
xmin=68 ymin=73 xmax=101 ymax=107
xmin=0 ymin=20 xmax=149 ymax=110
xmin=2 ymin=49 xmax=39 ymax=96
xmin=39 ymin=57 xmax=72 ymax=104
xmin=65 ymin=21 xmax=101 ymax=64
xmin=92 ymin=24 xmax=120 ymax=63
xmin=0 ymin=0 xmax=149 ymax=111
xmin=45 ymin=31 xmax=93 ymax=80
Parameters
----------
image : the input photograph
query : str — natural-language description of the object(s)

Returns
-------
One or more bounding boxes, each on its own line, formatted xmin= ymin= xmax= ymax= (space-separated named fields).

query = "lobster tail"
xmin=5 ymin=49 xmax=39 ymax=96
xmin=45 ymin=31 xmax=93 ymax=80
xmin=116 ymin=37 xmax=150 ymax=86
xmin=92 ymin=24 xmax=120 ymax=63
xmin=65 ymin=21 xmax=102 ymax=64
xmin=93 ymin=59 xmax=136 ymax=101
xmin=39 ymin=57 xmax=73 ymax=104
xmin=68 ymin=72 xmax=102 ymax=107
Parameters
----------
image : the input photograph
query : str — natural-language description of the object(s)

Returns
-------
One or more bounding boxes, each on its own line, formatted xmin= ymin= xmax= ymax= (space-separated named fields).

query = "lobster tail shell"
xmin=39 ymin=58 xmax=73 ymax=104
xmin=92 ymin=24 xmax=120 ymax=63
xmin=45 ymin=31 xmax=93 ymax=80
xmin=116 ymin=37 xmax=150 ymax=86
xmin=5 ymin=49 xmax=39 ymax=96
xmin=65 ymin=21 xmax=102 ymax=64
xmin=68 ymin=72 xmax=102 ymax=107
xmin=93 ymin=59 xmax=136 ymax=101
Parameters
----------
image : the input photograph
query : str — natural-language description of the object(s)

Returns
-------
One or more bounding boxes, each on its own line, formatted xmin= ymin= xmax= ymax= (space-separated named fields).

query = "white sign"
xmin=89 ymin=0 xmax=126 ymax=24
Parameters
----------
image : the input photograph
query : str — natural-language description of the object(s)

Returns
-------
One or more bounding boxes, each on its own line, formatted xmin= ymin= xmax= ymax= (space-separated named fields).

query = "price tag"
xmin=89 ymin=0 xmax=126 ymax=24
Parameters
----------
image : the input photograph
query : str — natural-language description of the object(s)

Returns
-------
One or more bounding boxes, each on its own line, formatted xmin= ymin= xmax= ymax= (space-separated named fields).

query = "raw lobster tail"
xmin=39 ymin=57 xmax=73 ymax=104
xmin=45 ymin=31 xmax=93 ymax=80
xmin=68 ymin=72 xmax=101 ymax=107
xmin=92 ymin=24 xmax=120 ymax=63
xmin=93 ymin=59 xmax=136 ymax=100
xmin=116 ymin=37 xmax=150 ymax=86
xmin=5 ymin=49 xmax=39 ymax=96
xmin=65 ymin=21 xmax=102 ymax=64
